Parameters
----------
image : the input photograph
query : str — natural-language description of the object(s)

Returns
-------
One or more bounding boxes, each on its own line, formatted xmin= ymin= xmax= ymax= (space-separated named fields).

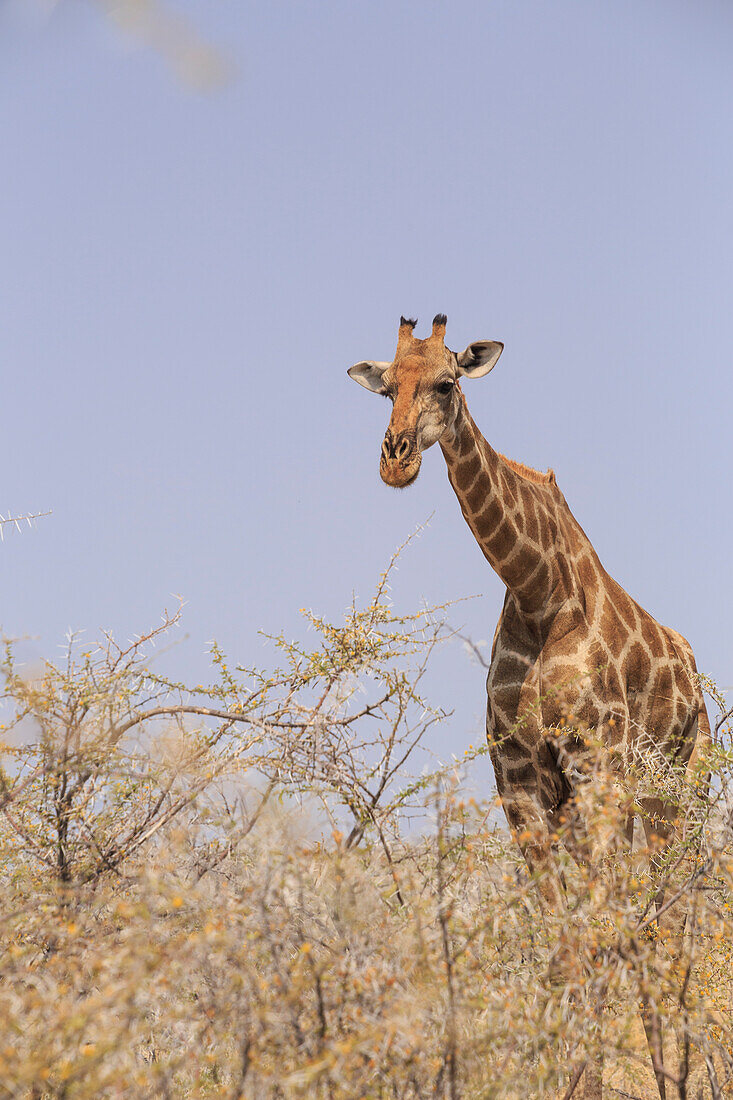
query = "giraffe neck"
xmin=440 ymin=393 xmax=577 ymax=621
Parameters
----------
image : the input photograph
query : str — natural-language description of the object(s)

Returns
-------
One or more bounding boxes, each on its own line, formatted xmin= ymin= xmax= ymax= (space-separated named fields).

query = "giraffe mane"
xmin=498 ymin=453 xmax=557 ymax=485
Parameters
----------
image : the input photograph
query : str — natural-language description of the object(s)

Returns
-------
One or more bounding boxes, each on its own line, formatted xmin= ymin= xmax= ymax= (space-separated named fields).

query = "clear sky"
xmin=2 ymin=0 xmax=731 ymax=771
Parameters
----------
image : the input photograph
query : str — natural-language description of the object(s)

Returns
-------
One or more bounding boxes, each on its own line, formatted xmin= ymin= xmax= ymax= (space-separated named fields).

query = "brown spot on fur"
xmin=492 ymin=654 xmax=527 ymax=683
xmin=524 ymin=498 xmax=540 ymax=542
xmin=576 ymin=555 xmax=600 ymax=620
xmin=491 ymin=681 xmax=523 ymax=717
xmin=577 ymin=554 xmax=599 ymax=588
xmin=516 ymin=557 xmax=550 ymax=600
xmin=652 ymin=665 xmax=674 ymax=703
xmin=640 ymin=615 xmax=665 ymax=658
xmin=455 ymin=452 xmax=481 ymax=491
xmin=580 ymin=702 xmax=601 ymax=728
xmin=615 ymin=589 xmax=639 ymax=632
xmin=504 ymin=548 xmax=546 ymax=593
xmin=605 ymin=664 xmax=623 ymax=698
xmin=465 ymin=475 xmax=488 ymax=513
xmin=624 ymin=642 xmax=652 ymax=695
xmin=546 ymin=663 xmax=583 ymax=692
xmin=503 ymin=740 xmax=530 ymax=763
xmin=555 ymin=555 xmax=574 ymax=596
xmin=673 ymin=661 xmax=694 ymax=697
xmin=537 ymin=510 xmax=551 ymax=548
xmin=475 ymin=496 xmax=502 ymax=537
xmin=486 ymin=520 xmax=515 ymax=562
xmin=508 ymin=762 xmax=537 ymax=785
xmin=500 ymin=468 xmax=518 ymax=507
xmin=459 ymin=431 xmax=474 ymax=458
xmin=548 ymin=620 xmax=583 ymax=658
xmin=600 ymin=598 xmax=627 ymax=659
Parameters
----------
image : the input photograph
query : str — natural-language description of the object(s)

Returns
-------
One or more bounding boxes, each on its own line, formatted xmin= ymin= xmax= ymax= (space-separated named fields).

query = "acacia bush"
xmin=0 ymin=551 xmax=731 ymax=1098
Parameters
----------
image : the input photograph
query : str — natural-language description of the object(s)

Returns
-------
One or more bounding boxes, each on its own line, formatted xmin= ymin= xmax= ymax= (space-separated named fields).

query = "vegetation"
xmin=0 ymin=546 xmax=731 ymax=1098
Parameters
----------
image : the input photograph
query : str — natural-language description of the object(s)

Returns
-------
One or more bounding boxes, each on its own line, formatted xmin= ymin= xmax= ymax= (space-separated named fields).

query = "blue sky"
xmin=2 ymin=0 xmax=731 ymax=768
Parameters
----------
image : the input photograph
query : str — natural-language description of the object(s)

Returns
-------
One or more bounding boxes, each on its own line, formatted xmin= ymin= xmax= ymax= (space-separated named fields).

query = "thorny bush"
xmin=0 ymin=548 xmax=731 ymax=1099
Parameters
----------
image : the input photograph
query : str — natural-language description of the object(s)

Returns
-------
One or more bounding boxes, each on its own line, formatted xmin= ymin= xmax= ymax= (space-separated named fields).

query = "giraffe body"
xmin=440 ymin=399 xmax=709 ymax=830
xmin=348 ymin=316 xmax=711 ymax=1098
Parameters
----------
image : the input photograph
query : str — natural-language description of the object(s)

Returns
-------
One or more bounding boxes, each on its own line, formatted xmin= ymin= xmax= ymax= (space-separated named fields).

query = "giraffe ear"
xmin=347 ymin=361 xmax=390 ymax=394
xmin=456 ymin=341 xmax=504 ymax=378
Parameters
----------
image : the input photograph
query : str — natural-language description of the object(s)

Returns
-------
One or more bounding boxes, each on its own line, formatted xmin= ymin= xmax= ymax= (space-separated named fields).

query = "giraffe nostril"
xmin=381 ymin=438 xmax=392 ymax=461
xmin=396 ymin=437 xmax=411 ymax=461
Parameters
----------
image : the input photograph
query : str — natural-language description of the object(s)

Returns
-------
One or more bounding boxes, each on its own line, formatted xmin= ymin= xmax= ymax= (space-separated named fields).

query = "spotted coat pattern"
xmin=440 ymin=396 xmax=710 ymax=842
xmin=349 ymin=318 xmax=711 ymax=1099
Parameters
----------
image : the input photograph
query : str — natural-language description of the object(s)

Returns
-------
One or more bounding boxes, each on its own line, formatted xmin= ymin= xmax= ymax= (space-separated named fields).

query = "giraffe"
xmin=348 ymin=314 xmax=712 ymax=1099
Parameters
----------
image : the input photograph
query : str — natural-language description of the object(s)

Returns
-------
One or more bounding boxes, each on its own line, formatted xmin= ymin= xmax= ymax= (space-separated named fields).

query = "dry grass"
xmin=0 ymin=550 xmax=731 ymax=1098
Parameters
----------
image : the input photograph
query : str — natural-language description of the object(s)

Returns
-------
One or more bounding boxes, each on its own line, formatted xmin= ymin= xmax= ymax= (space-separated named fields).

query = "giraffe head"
xmin=348 ymin=315 xmax=503 ymax=488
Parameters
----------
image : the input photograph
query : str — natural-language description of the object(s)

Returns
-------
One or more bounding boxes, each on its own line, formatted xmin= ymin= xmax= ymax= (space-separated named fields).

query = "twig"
xmin=0 ymin=510 xmax=51 ymax=540
xmin=561 ymin=1061 xmax=587 ymax=1100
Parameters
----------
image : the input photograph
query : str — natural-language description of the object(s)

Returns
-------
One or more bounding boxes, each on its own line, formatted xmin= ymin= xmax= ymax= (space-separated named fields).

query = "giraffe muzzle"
xmin=380 ymin=431 xmax=422 ymax=488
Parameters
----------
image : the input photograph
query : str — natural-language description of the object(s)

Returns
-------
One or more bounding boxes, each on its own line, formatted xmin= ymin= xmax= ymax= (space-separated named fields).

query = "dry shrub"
xmin=0 ymin=552 xmax=731 ymax=1098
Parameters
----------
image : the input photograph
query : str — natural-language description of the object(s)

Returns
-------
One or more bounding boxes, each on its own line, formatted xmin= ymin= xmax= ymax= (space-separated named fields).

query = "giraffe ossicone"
xmin=348 ymin=314 xmax=711 ymax=1100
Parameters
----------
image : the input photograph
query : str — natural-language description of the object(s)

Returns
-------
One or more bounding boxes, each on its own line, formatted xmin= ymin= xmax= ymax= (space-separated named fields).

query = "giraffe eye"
xmin=436 ymin=380 xmax=454 ymax=396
